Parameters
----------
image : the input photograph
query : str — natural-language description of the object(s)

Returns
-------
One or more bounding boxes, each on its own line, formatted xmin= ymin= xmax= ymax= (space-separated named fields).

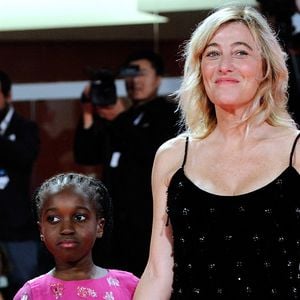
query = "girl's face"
xmin=201 ymin=22 xmax=264 ymax=113
xmin=39 ymin=190 xmax=104 ymax=265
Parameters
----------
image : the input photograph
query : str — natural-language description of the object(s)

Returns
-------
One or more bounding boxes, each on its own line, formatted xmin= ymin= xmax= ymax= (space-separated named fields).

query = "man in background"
xmin=74 ymin=50 xmax=181 ymax=276
xmin=0 ymin=70 xmax=40 ymax=298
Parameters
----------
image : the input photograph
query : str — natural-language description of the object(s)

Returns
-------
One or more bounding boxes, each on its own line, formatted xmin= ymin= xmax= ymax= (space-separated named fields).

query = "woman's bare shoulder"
xmin=293 ymin=130 xmax=300 ymax=172
xmin=153 ymin=134 xmax=188 ymax=181
xmin=275 ymin=128 xmax=300 ymax=172
xmin=156 ymin=133 xmax=188 ymax=158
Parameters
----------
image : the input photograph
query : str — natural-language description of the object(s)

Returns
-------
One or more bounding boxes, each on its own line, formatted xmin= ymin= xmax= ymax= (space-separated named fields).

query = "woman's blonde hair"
xmin=176 ymin=5 xmax=297 ymax=138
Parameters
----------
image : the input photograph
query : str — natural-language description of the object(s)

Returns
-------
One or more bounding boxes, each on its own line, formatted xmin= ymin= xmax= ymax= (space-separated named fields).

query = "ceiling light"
xmin=138 ymin=0 xmax=258 ymax=12
xmin=0 ymin=0 xmax=167 ymax=31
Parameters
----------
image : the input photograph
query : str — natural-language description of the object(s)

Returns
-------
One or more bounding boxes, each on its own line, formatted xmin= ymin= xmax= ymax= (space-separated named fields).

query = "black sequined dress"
xmin=167 ymin=133 xmax=300 ymax=299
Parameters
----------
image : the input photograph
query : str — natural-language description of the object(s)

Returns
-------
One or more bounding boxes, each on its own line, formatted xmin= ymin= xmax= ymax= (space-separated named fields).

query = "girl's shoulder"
xmin=105 ymin=269 xmax=139 ymax=299
xmin=13 ymin=273 xmax=50 ymax=300
xmin=107 ymin=269 xmax=139 ymax=282
xmin=25 ymin=273 xmax=51 ymax=287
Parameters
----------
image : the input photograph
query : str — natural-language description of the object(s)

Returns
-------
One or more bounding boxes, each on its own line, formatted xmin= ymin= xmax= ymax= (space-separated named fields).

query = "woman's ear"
xmin=96 ymin=218 xmax=105 ymax=238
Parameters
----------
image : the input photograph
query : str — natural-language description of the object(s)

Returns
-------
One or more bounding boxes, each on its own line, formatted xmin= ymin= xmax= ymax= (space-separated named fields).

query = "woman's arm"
xmin=134 ymin=137 xmax=184 ymax=300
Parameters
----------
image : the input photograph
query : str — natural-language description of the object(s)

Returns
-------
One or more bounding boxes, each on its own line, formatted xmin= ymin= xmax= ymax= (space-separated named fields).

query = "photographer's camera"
xmin=84 ymin=69 xmax=117 ymax=107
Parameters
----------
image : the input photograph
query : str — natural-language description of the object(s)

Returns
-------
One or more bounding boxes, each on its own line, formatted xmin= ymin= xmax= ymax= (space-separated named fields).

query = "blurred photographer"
xmin=0 ymin=70 xmax=40 ymax=298
xmin=73 ymin=50 xmax=181 ymax=276
xmin=80 ymin=68 xmax=128 ymax=124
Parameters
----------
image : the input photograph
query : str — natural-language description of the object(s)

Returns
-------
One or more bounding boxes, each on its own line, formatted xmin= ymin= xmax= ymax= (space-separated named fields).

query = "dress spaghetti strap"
xmin=182 ymin=136 xmax=189 ymax=168
xmin=166 ymin=135 xmax=189 ymax=227
xmin=289 ymin=132 xmax=300 ymax=166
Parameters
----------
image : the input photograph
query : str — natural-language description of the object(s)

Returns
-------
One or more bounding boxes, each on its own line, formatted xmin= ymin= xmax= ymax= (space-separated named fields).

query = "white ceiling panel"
xmin=0 ymin=0 xmax=167 ymax=31
xmin=138 ymin=0 xmax=258 ymax=12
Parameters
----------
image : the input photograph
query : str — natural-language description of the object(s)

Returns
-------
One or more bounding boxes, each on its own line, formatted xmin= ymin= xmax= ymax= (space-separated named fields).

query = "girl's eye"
xmin=74 ymin=214 xmax=87 ymax=222
xmin=47 ymin=215 xmax=60 ymax=223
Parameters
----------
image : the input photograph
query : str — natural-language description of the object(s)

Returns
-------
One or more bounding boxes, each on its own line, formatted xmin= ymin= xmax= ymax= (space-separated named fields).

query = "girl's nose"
xmin=60 ymin=219 xmax=75 ymax=235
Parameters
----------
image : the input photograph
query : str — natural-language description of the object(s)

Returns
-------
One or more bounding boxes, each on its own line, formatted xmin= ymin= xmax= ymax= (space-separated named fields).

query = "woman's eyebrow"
xmin=232 ymin=41 xmax=254 ymax=50
xmin=205 ymin=41 xmax=254 ymax=51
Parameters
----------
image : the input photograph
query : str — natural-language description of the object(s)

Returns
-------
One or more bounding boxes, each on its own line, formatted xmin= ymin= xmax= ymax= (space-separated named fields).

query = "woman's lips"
xmin=215 ymin=77 xmax=239 ymax=84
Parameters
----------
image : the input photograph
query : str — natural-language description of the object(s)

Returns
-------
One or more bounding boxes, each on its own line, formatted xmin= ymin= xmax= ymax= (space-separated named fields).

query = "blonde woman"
xmin=134 ymin=5 xmax=300 ymax=299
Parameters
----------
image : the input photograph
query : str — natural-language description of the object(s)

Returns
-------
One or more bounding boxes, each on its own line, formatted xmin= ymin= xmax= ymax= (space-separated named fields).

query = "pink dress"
xmin=13 ymin=269 xmax=139 ymax=300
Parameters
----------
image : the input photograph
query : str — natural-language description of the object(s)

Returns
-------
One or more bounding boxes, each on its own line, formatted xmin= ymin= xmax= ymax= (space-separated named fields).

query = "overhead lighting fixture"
xmin=0 ymin=0 xmax=167 ymax=31
xmin=138 ymin=0 xmax=258 ymax=12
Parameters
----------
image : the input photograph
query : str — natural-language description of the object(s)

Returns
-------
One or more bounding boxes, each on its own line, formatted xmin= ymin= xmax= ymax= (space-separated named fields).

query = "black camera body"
xmin=90 ymin=69 xmax=117 ymax=107
xmin=86 ymin=65 xmax=140 ymax=106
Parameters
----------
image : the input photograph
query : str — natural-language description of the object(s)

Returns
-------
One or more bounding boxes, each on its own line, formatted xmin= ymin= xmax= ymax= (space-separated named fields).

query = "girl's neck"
xmin=50 ymin=264 xmax=108 ymax=281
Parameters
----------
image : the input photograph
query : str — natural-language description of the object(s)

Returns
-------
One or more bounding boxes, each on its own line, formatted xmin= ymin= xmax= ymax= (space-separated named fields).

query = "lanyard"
xmin=0 ymin=106 xmax=14 ymax=136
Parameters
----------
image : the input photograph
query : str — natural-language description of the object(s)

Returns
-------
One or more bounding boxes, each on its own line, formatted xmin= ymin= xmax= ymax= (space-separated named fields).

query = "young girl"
xmin=14 ymin=172 xmax=139 ymax=299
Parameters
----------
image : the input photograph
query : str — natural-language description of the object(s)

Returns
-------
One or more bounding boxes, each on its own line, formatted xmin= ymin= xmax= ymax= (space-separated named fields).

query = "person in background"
xmin=14 ymin=172 xmax=139 ymax=299
xmin=74 ymin=50 xmax=181 ymax=276
xmin=0 ymin=246 xmax=9 ymax=299
xmin=0 ymin=70 xmax=40 ymax=298
xmin=134 ymin=6 xmax=300 ymax=299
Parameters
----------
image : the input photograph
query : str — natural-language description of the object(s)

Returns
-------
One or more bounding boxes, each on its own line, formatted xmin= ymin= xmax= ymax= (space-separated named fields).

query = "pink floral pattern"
xmin=77 ymin=286 xmax=97 ymax=298
xmin=50 ymin=283 xmax=64 ymax=299
xmin=13 ymin=270 xmax=139 ymax=300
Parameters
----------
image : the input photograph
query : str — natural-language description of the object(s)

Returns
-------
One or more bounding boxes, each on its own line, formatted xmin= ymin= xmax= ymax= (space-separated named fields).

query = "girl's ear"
xmin=96 ymin=218 xmax=105 ymax=238
xmin=37 ymin=221 xmax=45 ymax=242
xmin=37 ymin=221 xmax=41 ymax=233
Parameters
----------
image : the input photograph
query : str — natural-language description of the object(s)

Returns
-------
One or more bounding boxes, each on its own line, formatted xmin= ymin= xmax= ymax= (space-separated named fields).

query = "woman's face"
xmin=39 ymin=190 xmax=104 ymax=265
xmin=201 ymin=22 xmax=264 ymax=113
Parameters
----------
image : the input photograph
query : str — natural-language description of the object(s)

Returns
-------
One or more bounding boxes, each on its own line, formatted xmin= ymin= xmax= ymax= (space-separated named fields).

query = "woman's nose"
xmin=218 ymin=55 xmax=234 ymax=73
